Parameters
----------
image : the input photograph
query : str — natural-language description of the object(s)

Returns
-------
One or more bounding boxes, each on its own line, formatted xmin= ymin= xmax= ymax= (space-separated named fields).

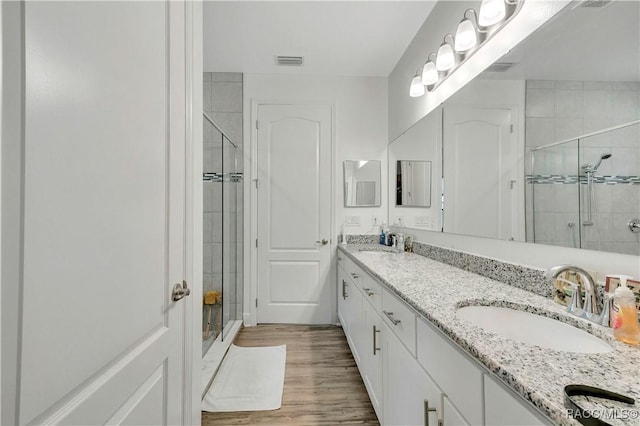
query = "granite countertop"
xmin=338 ymin=244 xmax=640 ymax=426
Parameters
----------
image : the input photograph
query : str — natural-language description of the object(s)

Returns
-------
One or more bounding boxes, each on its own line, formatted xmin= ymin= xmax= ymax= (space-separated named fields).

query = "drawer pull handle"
xmin=383 ymin=310 xmax=401 ymax=325
xmin=424 ymin=399 xmax=440 ymax=426
xmin=342 ymin=280 xmax=349 ymax=299
xmin=350 ymin=272 xmax=359 ymax=279
xmin=338 ymin=255 xmax=343 ymax=261
xmin=363 ymin=288 xmax=374 ymax=297
xmin=372 ymin=325 xmax=381 ymax=355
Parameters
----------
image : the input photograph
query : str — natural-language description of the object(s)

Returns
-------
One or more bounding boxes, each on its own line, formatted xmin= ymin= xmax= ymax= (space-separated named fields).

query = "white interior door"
xmin=3 ymin=2 xmax=191 ymax=424
xmin=443 ymin=106 xmax=516 ymax=240
xmin=256 ymin=104 xmax=332 ymax=324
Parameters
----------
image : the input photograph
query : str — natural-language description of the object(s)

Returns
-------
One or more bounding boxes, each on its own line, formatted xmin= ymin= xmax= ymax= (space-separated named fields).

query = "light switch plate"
xmin=345 ymin=215 xmax=360 ymax=226
xmin=371 ymin=216 xmax=380 ymax=226
xmin=415 ymin=216 xmax=431 ymax=227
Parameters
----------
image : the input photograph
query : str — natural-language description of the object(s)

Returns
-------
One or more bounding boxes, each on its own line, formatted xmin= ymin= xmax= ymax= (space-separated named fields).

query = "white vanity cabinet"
xmin=383 ymin=322 xmax=443 ymax=426
xmin=484 ymin=374 xmax=548 ymax=426
xmin=336 ymin=250 xmax=550 ymax=426
xmin=416 ymin=317 xmax=482 ymax=425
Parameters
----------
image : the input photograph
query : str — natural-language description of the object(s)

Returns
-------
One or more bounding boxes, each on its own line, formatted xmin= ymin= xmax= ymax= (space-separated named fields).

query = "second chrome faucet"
xmin=546 ymin=265 xmax=604 ymax=324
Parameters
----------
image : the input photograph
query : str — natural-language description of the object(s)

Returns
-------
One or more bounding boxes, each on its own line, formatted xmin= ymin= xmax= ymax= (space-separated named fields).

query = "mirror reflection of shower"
xmin=581 ymin=153 xmax=612 ymax=226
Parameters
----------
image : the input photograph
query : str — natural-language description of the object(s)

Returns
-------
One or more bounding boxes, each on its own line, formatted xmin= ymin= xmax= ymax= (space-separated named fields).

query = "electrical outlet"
xmin=415 ymin=216 xmax=431 ymax=227
xmin=345 ymin=215 xmax=360 ymax=226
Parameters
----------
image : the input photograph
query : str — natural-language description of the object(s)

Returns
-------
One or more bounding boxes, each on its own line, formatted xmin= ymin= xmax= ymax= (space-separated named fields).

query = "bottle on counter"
xmin=611 ymin=275 xmax=640 ymax=345
xmin=379 ymin=222 xmax=386 ymax=245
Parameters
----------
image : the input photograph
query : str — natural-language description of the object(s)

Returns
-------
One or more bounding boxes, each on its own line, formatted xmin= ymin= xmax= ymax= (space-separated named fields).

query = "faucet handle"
xmin=564 ymin=281 xmax=584 ymax=316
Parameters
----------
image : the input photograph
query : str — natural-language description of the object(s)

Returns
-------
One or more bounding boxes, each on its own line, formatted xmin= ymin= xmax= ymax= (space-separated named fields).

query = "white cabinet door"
xmin=338 ymin=267 xmax=351 ymax=334
xmin=347 ymin=278 xmax=365 ymax=366
xmin=362 ymin=300 xmax=384 ymax=419
xmin=443 ymin=396 xmax=470 ymax=426
xmin=484 ymin=374 xmax=549 ymax=426
xmin=384 ymin=323 xmax=443 ymax=426
xmin=417 ymin=318 xmax=483 ymax=425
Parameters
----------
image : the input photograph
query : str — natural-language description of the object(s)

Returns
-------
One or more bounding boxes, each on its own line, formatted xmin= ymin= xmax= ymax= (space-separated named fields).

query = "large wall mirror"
xmin=390 ymin=0 xmax=640 ymax=256
xmin=388 ymin=109 xmax=441 ymax=228
xmin=344 ymin=160 xmax=382 ymax=207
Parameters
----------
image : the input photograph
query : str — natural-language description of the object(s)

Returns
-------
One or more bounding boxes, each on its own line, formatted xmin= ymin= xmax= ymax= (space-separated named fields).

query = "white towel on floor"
xmin=202 ymin=344 xmax=286 ymax=412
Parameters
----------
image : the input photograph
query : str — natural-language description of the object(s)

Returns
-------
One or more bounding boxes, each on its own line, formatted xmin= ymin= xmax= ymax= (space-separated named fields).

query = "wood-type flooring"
xmin=201 ymin=324 xmax=379 ymax=425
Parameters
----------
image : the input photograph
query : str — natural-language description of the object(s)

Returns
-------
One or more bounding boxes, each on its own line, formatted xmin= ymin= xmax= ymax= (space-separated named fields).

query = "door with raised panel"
xmin=4 ymin=2 xmax=190 ymax=425
xmin=256 ymin=104 xmax=333 ymax=323
xmin=443 ymin=106 xmax=517 ymax=240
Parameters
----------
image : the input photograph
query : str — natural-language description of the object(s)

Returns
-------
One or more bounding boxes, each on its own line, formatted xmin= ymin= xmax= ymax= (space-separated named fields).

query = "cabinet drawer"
xmin=417 ymin=318 xmax=483 ymax=426
xmin=337 ymin=251 xmax=346 ymax=272
xmin=381 ymin=289 xmax=416 ymax=356
xmin=343 ymin=257 xmax=365 ymax=290
xmin=360 ymin=273 xmax=382 ymax=314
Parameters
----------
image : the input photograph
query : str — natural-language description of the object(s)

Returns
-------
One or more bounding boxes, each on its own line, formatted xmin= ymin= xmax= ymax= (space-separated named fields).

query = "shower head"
xmin=582 ymin=152 xmax=612 ymax=172
xmin=593 ymin=153 xmax=612 ymax=171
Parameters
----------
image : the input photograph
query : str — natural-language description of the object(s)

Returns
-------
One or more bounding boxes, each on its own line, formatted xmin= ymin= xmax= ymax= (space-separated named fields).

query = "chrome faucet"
xmin=545 ymin=265 xmax=601 ymax=322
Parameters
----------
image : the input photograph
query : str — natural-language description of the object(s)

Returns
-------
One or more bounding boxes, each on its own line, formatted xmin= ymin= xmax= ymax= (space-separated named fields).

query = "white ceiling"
xmin=203 ymin=1 xmax=437 ymax=77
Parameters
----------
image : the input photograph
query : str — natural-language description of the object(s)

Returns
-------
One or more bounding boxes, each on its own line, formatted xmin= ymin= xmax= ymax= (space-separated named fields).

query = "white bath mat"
xmin=202 ymin=344 xmax=287 ymax=412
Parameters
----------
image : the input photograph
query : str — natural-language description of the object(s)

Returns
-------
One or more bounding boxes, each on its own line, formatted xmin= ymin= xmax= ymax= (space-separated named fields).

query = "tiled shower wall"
xmin=203 ymin=72 xmax=243 ymax=329
xmin=525 ymin=80 xmax=640 ymax=255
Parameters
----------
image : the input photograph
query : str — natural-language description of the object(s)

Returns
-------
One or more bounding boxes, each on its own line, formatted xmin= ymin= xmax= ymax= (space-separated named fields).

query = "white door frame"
xmin=1 ymin=1 xmax=203 ymax=424
xmin=245 ymin=100 xmax=335 ymax=326
xmin=186 ymin=0 xmax=203 ymax=424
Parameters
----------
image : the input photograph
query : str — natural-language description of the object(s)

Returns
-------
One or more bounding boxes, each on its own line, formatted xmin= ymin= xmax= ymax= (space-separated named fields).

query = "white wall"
xmin=243 ymin=74 xmax=388 ymax=238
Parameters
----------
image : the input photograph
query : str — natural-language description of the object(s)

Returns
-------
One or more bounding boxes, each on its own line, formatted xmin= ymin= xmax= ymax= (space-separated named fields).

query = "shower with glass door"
xmin=202 ymin=113 xmax=243 ymax=356
xmin=528 ymin=120 xmax=640 ymax=255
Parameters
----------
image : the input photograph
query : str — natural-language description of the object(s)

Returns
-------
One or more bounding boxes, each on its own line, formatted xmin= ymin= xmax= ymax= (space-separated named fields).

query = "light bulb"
xmin=421 ymin=60 xmax=438 ymax=86
xmin=409 ymin=75 xmax=425 ymax=97
xmin=455 ymin=18 xmax=478 ymax=52
xmin=436 ymin=42 xmax=455 ymax=72
xmin=478 ymin=0 xmax=506 ymax=27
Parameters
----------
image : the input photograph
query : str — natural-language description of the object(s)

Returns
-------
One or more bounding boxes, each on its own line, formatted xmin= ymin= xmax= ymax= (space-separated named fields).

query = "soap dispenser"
xmin=611 ymin=275 xmax=640 ymax=345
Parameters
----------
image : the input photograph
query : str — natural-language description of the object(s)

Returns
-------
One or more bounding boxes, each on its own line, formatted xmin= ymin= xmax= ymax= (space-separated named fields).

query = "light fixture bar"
xmin=409 ymin=0 xmax=525 ymax=97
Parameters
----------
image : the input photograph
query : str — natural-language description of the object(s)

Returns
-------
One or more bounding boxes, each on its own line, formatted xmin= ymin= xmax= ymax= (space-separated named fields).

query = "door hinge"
xmin=255 ymin=238 xmax=258 ymax=248
xmin=254 ymin=178 xmax=259 ymax=189
xmin=255 ymin=299 xmax=258 ymax=308
xmin=256 ymin=120 xmax=259 ymax=129
xmin=510 ymin=124 xmax=514 ymax=133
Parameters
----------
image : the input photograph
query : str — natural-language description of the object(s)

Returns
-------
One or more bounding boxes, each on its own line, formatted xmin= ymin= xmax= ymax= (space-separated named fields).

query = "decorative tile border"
xmin=412 ymin=242 xmax=552 ymax=298
xmin=203 ymin=172 xmax=243 ymax=183
xmin=526 ymin=174 xmax=640 ymax=185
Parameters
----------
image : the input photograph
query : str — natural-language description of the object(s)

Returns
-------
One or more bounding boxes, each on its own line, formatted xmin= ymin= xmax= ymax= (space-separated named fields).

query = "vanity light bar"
xmin=410 ymin=0 xmax=525 ymax=97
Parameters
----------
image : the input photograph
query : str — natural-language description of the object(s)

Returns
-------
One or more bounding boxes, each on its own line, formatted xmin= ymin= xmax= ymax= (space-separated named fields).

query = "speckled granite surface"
xmin=412 ymin=241 xmax=552 ymax=297
xmin=339 ymin=244 xmax=640 ymax=426
xmin=344 ymin=234 xmax=379 ymax=244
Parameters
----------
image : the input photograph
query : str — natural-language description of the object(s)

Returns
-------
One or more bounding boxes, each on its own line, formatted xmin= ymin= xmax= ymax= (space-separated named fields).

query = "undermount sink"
xmin=357 ymin=250 xmax=397 ymax=255
xmin=456 ymin=305 xmax=613 ymax=354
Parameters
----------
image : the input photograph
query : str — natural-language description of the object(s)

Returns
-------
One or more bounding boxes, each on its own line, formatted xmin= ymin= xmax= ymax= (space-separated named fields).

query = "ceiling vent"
xmin=275 ymin=56 xmax=304 ymax=66
xmin=580 ymin=0 xmax=612 ymax=7
xmin=484 ymin=62 xmax=515 ymax=72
